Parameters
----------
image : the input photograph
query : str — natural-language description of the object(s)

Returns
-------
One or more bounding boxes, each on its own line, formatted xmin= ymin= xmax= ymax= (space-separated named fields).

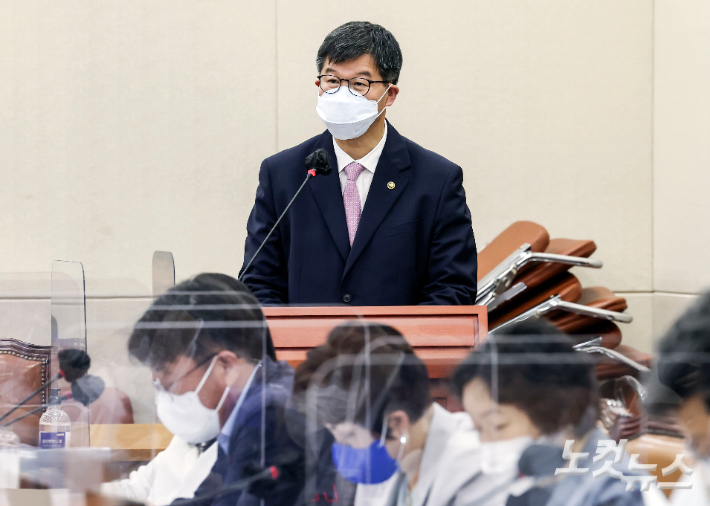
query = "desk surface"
xmin=90 ymin=423 xmax=172 ymax=461
xmin=1 ymin=490 xmax=140 ymax=506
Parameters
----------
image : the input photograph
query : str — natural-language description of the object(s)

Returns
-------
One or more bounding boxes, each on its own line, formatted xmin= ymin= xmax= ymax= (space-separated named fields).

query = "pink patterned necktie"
xmin=343 ymin=162 xmax=366 ymax=246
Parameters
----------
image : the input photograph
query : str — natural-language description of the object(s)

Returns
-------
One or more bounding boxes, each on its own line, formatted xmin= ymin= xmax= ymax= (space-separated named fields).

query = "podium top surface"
xmin=263 ymin=305 xmax=488 ymax=348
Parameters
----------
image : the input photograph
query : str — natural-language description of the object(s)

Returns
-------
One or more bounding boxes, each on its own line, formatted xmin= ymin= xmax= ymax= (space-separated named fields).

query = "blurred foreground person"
xmin=655 ymin=291 xmax=710 ymax=505
xmin=101 ymin=434 xmax=217 ymax=505
xmin=126 ymin=273 xmax=301 ymax=506
xmin=452 ymin=320 xmax=650 ymax=506
xmin=293 ymin=321 xmax=513 ymax=506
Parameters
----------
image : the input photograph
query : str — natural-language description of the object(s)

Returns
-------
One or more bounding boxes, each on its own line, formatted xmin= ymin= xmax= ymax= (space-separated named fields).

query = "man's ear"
xmin=384 ymin=85 xmax=399 ymax=107
xmin=386 ymin=410 xmax=410 ymax=440
xmin=215 ymin=350 xmax=243 ymax=384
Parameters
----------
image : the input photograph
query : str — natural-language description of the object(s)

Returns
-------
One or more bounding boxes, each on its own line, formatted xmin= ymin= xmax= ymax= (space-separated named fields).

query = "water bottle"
xmin=0 ymin=426 xmax=20 ymax=488
xmin=39 ymin=388 xmax=71 ymax=449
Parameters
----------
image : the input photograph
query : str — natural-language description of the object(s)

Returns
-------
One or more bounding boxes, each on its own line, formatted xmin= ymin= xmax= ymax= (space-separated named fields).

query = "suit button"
xmin=342 ymin=293 xmax=352 ymax=303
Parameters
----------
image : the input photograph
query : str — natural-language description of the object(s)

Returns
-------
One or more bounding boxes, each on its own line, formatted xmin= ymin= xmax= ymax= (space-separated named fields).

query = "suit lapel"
xmin=343 ymin=123 xmax=411 ymax=278
xmin=307 ymin=131 xmax=350 ymax=262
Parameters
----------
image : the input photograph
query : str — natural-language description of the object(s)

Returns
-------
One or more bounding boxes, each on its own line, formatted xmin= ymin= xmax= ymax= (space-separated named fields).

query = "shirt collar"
xmin=217 ymin=360 xmax=262 ymax=454
xmin=333 ymin=121 xmax=388 ymax=174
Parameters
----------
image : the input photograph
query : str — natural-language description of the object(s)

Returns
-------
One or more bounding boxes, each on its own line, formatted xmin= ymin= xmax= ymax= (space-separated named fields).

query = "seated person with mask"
xmin=125 ymin=273 xmax=300 ymax=506
xmin=292 ymin=321 xmax=501 ymax=506
xmin=655 ymin=290 xmax=710 ymax=506
xmin=451 ymin=319 xmax=653 ymax=506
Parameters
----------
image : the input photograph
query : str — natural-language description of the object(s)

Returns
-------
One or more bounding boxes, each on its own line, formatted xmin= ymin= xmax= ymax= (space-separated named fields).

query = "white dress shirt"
xmin=217 ymin=361 xmax=262 ymax=454
xmin=333 ymin=122 xmax=388 ymax=210
xmin=100 ymin=435 xmax=218 ymax=506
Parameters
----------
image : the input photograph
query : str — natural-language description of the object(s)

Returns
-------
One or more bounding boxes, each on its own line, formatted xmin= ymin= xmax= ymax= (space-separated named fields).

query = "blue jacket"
xmin=241 ymin=122 xmax=478 ymax=306
xmin=185 ymin=357 xmax=301 ymax=506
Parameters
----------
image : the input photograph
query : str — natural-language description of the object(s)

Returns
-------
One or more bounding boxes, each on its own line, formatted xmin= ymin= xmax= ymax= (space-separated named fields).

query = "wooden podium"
xmin=264 ymin=305 xmax=488 ymax=411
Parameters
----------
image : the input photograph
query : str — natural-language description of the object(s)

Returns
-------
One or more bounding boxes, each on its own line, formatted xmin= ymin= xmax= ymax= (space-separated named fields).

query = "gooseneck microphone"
xmin=238 ymin=148 xmax=332 ymax=281
xmin=0 ymin=348 xmax=93 ymax=424
xmin=57 ymin=348 xmax=91 ymax=382
xmin=172 ymin=450 xmax=306 ymax=506
xmin=69 ymin=375 xmax=106 ymax=406
xmin=172 ymin=466 xmax=279 ymax=505
xmin=2 ymin=376 xmax=105 ymax=427
xmin=2 ymin=349 xmax=105 ymax=428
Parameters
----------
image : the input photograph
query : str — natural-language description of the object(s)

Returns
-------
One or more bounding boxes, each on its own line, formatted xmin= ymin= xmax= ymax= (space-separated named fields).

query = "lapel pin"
xmin=387 ymin=181 xmax=395 ymax=190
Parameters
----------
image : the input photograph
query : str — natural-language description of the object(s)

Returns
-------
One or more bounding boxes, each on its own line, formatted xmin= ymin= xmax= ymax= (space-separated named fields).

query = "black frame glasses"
xmin=317 ymin=74 xmax=389 ymax=97
xmin=154 ymin=352 xmax=218 ymax=394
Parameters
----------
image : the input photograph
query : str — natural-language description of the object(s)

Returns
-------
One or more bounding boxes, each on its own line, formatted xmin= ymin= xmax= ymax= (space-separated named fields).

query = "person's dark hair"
xmin=292 ymin=321 xmax=431 ymax=436
xmin=316 ymin=22 xmax=403 ymax=85
xmin=451 ymin=319 xmax=598 ymax=435
xmin=127 ymin=273 xmax=276 ymax=370
xmin=655 ymin=290 xmax=710 ymax=407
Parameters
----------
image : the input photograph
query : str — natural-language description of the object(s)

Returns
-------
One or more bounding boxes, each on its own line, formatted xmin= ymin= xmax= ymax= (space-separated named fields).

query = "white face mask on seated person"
xmin=316 ymin=84 xmax=391 ymax=141
xmin=479 ymin=435 xmax=534 ymax=475
xmin=155 ymin=356 xmax=230 ymax=444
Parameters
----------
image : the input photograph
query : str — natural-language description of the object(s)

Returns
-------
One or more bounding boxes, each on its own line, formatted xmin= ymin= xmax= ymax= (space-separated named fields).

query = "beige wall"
xmin=651 ymin=0 xmax=710 ymax=344
xmin=0 ymin=1 xmax=276 ymax=293
xmin=2 ymin=1 xmax=705 ymax=419
xmin=278 ymin=0 xmax=654 ymax=294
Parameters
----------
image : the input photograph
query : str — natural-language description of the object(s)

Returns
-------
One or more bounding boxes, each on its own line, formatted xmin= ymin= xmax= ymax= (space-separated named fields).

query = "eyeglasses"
xmin=318 ymin=74 xmax=389 ymax=97
xmin=153 ymin=352 xmax=218 ymax=395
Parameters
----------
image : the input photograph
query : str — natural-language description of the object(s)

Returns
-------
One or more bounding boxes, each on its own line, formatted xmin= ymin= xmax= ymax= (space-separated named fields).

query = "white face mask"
xmin=155 ymin=356 xmax=230 ymax=444
xmin=479 ymin=436 xmax=534 ymax=475
xmin=316 ymin=85 xmax=391 ymax=140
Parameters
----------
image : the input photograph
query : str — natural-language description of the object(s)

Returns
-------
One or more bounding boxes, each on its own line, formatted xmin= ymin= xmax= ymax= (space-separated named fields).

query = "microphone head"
xmin=304 ymin=148 xmax=332 ymax=176
xmin=71 ymin=375 xmax=105 ymax=406
xmin=58 ymin=348 xmax=91 ymax=382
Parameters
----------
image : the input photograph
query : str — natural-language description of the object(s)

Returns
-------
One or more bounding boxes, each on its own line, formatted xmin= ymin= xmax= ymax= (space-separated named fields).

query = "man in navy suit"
xmin=242 ymin=22 xmax=477 ymax=306
xmin=128 ymin=274 xmax=350 ymax=506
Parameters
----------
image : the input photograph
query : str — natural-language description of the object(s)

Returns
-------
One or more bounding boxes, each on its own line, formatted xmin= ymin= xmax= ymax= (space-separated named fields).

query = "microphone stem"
xmin=2 ymin=395 xmax=70 ymax=428
xmin=172 ymin=466 xmax=274 ymax=505
xmin=239 ymin=173 xmax=314 ymax=281
xmin=0 ymin=373 xmax=61 ymax=424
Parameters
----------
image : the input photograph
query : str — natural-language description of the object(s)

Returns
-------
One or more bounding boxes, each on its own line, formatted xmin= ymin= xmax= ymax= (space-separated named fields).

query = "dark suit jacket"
xmin=242 ymin=122 xmax=477 ymax=306
xmin=184 ymin=357 xmax=301 ymax=506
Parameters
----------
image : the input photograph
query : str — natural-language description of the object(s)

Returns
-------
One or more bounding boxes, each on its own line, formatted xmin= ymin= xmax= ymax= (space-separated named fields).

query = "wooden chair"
xmin=0 ymin=339 xmax=52 ymax=445
xmin=477 ymin=221 xmax=550 ymax=280
xmin=477 ymin=225 xmax=600 ymax=308
xmin=569 ymin=320 xmax=623 ymax=349
xmin=594 ymin=345 xmax=652 ymax=380
xmin=551 ymin=287 xmax=629 ymax=333
xmin=489 ymin=273 xmax=583 ymax=329
xmin=514 ymin=238 xmax=597 ymax=291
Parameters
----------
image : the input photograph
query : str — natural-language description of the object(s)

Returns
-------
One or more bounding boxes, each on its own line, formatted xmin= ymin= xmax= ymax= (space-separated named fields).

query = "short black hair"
xmin=127 ymin=273 xmax=277 ymax=370
xmin=292 ymin=321 xmax=431 ymax=435
xmin=452 ymin=319 xmax=598 ymax=435
xmin=656 ymin=291 xmax=710 ymax=403
xmin=316 ymin=22 xmax=403 ymax=85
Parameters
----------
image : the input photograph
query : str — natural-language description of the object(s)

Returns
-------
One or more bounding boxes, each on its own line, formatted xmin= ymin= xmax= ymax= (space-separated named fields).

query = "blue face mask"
xmin=331 ymin=439 xmax=399 ymax=484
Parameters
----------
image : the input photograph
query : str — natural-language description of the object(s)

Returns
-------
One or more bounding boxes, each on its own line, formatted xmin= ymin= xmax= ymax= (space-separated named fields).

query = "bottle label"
xmin=39 ymin=431 xmax=67 ymax=449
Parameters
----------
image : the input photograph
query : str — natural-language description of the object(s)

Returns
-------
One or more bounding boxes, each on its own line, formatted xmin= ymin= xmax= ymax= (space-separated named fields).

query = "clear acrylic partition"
xmin=303 ymin=346 xmax=420 ymax=506
xmin=0 ymin=272 xmax=53 ymax=472
xmin=0 ymin=269 xmax=114 ymax=494
xmin=3 ymin=282 xmax=677 ymax=500
xmin=50 ymin=260 xmax=91 ymax=448
xmin=85 ymin=281 xmax=275 ymax=504
xmin=300 ymin=321 xmax=674 ymax=504
xmin=152 ymin=250 xmax=175 ymax=297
